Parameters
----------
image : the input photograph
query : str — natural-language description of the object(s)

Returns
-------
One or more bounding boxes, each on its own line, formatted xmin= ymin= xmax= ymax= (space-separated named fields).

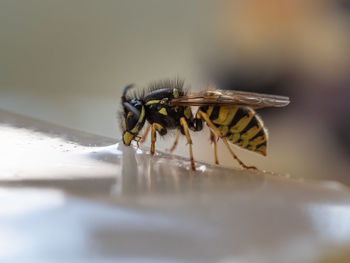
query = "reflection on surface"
xmin=307 ymin=204 xmax=350 ymax=242
xmin=0 ymin=123 xmax=119 ymax=181
xmin=89 ymin=143 xmax=267 ymax=196
xmin=0 ymin=188 xmax=65 ymax=217
xmin=1 ymin=111 xmax=350 ymax=263
xmin=125 ymin=143 xmax=267 ymax=196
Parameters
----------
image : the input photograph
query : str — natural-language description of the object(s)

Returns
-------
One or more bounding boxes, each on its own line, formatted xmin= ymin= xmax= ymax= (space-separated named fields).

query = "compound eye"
xmin=123 ymin=101 xmax=141 ymax=131
xmin=126 ymin=111 xmax=138 ymax=131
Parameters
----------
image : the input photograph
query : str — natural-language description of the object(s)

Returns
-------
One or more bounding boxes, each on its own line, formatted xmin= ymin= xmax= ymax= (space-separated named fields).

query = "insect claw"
xmin=246 ymin=166 xmax=258 ymax=170
xmin=134 ymin=136 xmax=142 ymax=149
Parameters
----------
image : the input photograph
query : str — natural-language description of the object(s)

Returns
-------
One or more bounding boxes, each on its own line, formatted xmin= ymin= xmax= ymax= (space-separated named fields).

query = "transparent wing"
xmin=169 ymin=90 xmax=290 ymax=109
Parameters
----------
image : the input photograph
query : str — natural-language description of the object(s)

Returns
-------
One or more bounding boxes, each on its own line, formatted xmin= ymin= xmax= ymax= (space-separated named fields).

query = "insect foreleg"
xmin=140 ymin=124 xmax=151 ymax=143
xmin=150 ymin=123 xmax=166 ymax=155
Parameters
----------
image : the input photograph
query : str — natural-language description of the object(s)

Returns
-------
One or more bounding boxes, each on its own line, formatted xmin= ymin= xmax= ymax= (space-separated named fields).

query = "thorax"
xmin=143 ymin=88 xmax=184 ymax=128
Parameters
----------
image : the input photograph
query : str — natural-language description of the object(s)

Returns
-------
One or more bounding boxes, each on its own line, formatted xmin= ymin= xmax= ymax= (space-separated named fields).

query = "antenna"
xmin=121 ymin=84 xmax=134 ymax=102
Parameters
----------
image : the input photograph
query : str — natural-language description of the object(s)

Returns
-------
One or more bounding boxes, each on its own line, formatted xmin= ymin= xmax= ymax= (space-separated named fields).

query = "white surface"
xmin=1 ymin=110 xmax=350 ymax=263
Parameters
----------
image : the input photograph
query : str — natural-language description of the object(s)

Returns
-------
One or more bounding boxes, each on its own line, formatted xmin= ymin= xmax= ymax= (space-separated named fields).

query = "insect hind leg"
xmin=196 ymin=109 xmax=219 ymax=165
xmin=209 ymin=129 xmax=219 ymax=165
xmin=181 ymin=107 xmax=203 ymax=132
xmin=180 ymin=117 xmax=196 ymax=171
xmin=197 ymin=110 xmax=257 ymax=170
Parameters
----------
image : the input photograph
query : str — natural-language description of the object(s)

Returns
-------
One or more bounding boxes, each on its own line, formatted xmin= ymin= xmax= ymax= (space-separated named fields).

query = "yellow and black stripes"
xmin=120 ymin=79 xmax=274 ymax=171
xmin=200 ymin=106 xmax=267 ymax=156
xmin=197 ymin=110 xmax=257 ymax=169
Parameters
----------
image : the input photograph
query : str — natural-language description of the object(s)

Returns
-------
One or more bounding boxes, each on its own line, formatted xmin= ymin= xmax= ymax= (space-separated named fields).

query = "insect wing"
xmin=169 ymin=90 xmax=290 ymax=108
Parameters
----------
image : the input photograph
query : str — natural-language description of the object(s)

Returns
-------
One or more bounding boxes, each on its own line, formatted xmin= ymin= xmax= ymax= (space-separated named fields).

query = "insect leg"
xmin=197 ymin=111 xmax=257 ymax=170
xmin=150 ymin=123 xmax=166 ymax=155
xmin=180 ymin=117 xmax=196 ymax=171
xmin=193 ymin=109 xmax=203 ymax=131
xmin=169 ymin=130 xmax=181 ymax=153
xmin=209 ymin=129 xmax=219 ymax=165
xmin=140 ymin=124 xmax=151 ymax=143
xmin=183 ymin=106 xmax=202 ymax=132
xmin=151 ymin=124 xmax=157 ymax=155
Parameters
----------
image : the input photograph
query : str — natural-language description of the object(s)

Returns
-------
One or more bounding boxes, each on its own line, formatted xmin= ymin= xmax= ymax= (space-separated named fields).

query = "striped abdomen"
xmin=200 ymin=106 xmax=267 ymax=156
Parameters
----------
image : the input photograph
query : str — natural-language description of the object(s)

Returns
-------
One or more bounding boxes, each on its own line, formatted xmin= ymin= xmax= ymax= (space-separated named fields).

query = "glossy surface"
xmin=0 ymin=110 xmax=350 ymax=263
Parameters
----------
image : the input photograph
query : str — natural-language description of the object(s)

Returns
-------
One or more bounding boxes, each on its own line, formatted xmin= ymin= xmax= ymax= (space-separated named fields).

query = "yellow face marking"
xmin=184 ymin=107 xmax=192 ymax=119
xmin=123 ymin=132 xmax=134 ymax=146
xmin=173 ymin=89 xmax=179 ymax=98
xmin=145 ymin=100 xmax=161 ymax=105
xmin=122 ymin=117 xmax=126 ymax=131
xmin=230 ymin=111 xmax=254 ymax=133
xmin=130 ymin=127 xmax=139 ymax=134
xmin=130 ymin=106 xmax=145 ymax=134
xmin=158 ymin=107 xmax=167 ymax=115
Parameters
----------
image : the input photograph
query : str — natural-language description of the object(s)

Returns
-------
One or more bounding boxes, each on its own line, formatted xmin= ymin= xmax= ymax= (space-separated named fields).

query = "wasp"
xmin=120 ymin=79 xmax=290 ymax=171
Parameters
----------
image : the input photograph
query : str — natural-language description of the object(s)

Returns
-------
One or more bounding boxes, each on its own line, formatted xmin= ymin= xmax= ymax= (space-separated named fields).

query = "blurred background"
xmin=1 ymin=0 xmax=350 ymax=184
